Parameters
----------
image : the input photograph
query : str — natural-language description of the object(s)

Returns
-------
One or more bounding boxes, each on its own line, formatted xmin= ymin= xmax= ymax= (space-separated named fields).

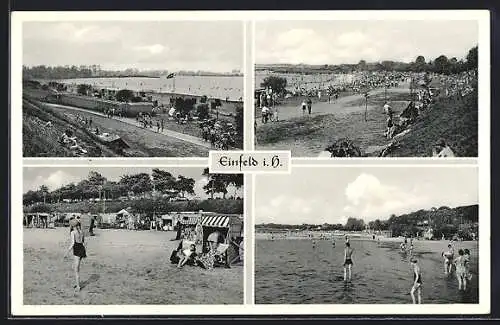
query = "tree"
xmin=466 ymin=46 xmax=478 ymax=70
xmin=357 ymin=60 xmax=367 ymax=71
xmin=119 ymin=173 xmax=153 ymax=197
xmin=344 ymin=217 xmax=365 ymax=231
xmin=196 ymin=103 xmax=210 ymax=120
xmin=116 ymin=89 xmax=135 ymax=102
xmin=39 ymin=185 xmax=49 ymax=204
xmin=260 ymin=76 xmax=287 ymax=96
xmin=174 ymin=175 xmax=195 ymax=198
xmin=202 ymin=168 xmax=229 ymax=199
xmin=77 ymin=84 xmax=91 ymax=96
xmin=151 ymin=168 xmax=176 ymax=193
xmin=434 ymin=55 xmax=450 ymax=74
xmin=234 ymin=104 xmax=244 ymax=136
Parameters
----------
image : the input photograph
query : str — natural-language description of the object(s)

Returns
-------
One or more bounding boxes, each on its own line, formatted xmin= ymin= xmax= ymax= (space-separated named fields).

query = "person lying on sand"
xmin=177 ymin=244 xmax=197 ymax=268
xmin=432 ymin=139 xmax=455 ymax=157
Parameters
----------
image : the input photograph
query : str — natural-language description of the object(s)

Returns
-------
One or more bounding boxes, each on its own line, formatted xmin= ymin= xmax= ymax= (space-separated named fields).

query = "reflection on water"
xmin=255 ymin=239 xmax=479 ymax=304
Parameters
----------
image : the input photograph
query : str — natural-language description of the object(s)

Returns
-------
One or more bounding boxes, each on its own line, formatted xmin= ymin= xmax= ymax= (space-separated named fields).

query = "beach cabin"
xmin=199 ymin=213 xmax=244 ymax=265
xmin=160 ymin=214 xmax=180 ymax=231
xmin=23 ymin=213 xmax=53 ymax=228
xmin=178 ymin=212 xmax=202 ymax=238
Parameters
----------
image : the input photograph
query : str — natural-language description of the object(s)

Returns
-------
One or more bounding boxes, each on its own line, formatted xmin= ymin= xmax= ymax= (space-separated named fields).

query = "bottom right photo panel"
xmin=254 ymin=166 xmax=479 ymax=305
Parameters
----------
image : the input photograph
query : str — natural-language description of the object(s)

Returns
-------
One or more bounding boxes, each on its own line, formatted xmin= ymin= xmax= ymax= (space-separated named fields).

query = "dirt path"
xmin=44 ymin=103 xmax=211 ymax=149
xmin=257 ymin=86 xmax=410 ymax=124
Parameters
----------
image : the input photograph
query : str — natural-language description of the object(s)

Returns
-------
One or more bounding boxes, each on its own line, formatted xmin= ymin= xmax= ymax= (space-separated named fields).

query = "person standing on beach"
xmin=307 ymin=97 xmax=312 ymax=115
xmin=410 ymin=258 xmax=422 ymax=304
xmin=301 ymin=100 xmax=307 ymax=115
xmin=64 ymin=219 xmax=86 ymax=292
xmin=343 ymin=242 xmax=354 ymax=282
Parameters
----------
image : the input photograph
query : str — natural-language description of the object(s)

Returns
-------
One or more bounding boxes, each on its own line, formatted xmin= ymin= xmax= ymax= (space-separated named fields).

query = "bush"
xmin=196 ymin=103 xmax=210 ymax=120
xmin=116 ymin=89 xmax=135 ymax=102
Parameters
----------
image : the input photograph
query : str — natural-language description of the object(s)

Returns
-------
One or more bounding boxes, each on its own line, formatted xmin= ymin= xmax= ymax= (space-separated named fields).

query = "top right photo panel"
xmin=254 ymin=20 xmax=479 ymax=158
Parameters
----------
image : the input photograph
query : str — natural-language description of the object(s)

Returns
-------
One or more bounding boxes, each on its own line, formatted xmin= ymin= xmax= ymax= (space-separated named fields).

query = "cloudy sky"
xmin=23 ymin=21 xmax=243 ymax=72
xmin=255 ymin=167 xmax=478 ymax=225
xmin=256 ymin=20 xmax=478 ymax=65
xmin=23 ymin=167 xmax=243 ymax=199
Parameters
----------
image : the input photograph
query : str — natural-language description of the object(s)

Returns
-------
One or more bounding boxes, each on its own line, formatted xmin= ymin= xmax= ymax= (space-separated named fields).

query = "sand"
xmin=23 ymin=227 xmax=243 ymax=305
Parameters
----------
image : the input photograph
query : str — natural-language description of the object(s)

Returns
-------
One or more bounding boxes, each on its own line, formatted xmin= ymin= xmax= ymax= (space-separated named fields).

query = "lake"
xmin=255 ymin=239 xmax=479 ymax=304
xmin=56 ymin=76 xmax=243 ymax=101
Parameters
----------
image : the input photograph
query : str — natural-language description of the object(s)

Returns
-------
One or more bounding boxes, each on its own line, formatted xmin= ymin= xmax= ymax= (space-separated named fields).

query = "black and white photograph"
xmin=22 ymin=166 xmax=244 ymax=304
xmin=22 ymin=20 xmax=244 ymax=157
xmin=255 ymin=167 xmax=479 ymax=304
xmin=254 ymin=20 xmax=479 ymax=158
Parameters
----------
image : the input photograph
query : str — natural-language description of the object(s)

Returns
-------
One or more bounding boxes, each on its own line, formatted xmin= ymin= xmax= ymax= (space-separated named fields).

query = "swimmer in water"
xmin=454 ymin=249 xmax=467 ymax=290
xmin=464 ymin=248 xmax=472 ymax=280
xmin=410 ymin=258 xmax=422 ymax=304
xmin=400 ymin=242 xmax=407 ymax=252
xmin=408 ymin=243 xmax=414 ymax=259
xmin=442 ymin=243 xmax=454 ymax=274
xmin=343 ymin=242 xmax=353 ymax=282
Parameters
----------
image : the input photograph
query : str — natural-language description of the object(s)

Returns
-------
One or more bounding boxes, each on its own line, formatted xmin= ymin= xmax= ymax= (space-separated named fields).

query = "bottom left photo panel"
xmin=22 ymin=166 xmax=245 ymax=305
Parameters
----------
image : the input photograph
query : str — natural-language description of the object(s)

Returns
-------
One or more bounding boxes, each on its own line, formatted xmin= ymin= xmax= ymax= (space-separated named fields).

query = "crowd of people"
xmin=199 ymin=118 xmax=237 ymax=149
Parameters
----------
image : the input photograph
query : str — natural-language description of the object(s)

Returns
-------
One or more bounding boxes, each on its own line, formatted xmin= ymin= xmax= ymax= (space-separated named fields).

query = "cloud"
xmin=343 ymin=173 xmax=426 ymax=221
xmin=134 ymin=44 xmax=167 ymax=55
xmin=256 ymin=21 xmax=478 ymax=64
xmin=22 ymin=21 xmax=243 ymax=72
xmin=256 ymin=194 xmax=339 ymax=225
xmin=24 ymin=170 xmax=79 ymax=192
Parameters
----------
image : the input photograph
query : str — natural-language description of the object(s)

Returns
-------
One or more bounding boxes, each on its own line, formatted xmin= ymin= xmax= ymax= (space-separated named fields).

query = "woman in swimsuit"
xmin=65 ymin=219 xmax=86 ymax=291
xmin=343 ymin=242 xmax=354 ymax=282
xmin=454 ymin=249 xmax=467 ymax=291
xmin=410 ymin=258 xmax=422 ymax=304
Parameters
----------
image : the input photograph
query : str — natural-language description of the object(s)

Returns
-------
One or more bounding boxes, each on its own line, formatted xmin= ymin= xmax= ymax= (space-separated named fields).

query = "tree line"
xmin=23 ymin=169 xmax=244 ymax=206
xmin=22 ymin=65 xmax=242 ymax=80
xmin=256 ymin=204 xmax=478 ymax=240
xmin=258 ymin=46 xmax=478 ymax=76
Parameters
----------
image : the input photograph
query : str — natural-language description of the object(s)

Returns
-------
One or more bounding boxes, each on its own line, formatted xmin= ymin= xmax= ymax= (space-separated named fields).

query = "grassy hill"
xmin=389 ymin=91 xmax=478 ymax=157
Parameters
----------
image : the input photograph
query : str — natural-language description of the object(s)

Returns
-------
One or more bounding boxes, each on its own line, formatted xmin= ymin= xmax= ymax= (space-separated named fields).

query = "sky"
xmin=23 ymin=21 xmax=243 ymax=72
xmin=255 ymin=167 xmax=478 ymax=225
xmin=256 ymin=20 xmax=478 ymax=65
xmin=23 ymin=167 xmax=243 ymax=199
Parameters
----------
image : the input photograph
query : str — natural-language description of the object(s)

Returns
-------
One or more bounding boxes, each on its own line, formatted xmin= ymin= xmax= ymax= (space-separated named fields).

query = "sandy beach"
xmin=23 ymin=227 xmax=243 ymax=305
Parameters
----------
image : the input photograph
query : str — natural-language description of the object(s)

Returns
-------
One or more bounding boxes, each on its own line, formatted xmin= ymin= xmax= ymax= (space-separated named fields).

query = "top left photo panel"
xmin=20 ymin=19 xmax=244 ymax=158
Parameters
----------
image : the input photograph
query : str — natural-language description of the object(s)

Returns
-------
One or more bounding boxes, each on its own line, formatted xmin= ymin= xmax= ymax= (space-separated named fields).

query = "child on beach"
xmin=410 ymin=258 xmax=422 ymax=304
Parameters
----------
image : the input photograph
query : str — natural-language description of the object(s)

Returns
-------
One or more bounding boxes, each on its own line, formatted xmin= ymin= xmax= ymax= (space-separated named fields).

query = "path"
xmin=257 ymin=87 xmax=410 ymax=124
xmin=44 ymin=103 xmax=212 ymax=148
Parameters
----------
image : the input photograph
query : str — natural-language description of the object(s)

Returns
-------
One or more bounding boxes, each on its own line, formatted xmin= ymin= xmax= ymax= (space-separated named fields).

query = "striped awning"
xmin=201 ymin=215 xmax=230 ymax=227
xmin=179 ymin=216 xmax=199 ymax=225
